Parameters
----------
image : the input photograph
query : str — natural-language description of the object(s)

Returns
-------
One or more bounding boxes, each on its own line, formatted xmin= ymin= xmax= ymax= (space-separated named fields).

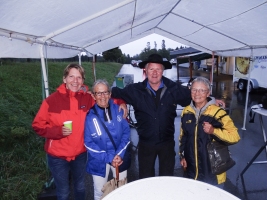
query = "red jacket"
xmin=32 ymin=83 xmax=95 ymax=161
xmin=32 ymin=83 xmax=125 ymax=161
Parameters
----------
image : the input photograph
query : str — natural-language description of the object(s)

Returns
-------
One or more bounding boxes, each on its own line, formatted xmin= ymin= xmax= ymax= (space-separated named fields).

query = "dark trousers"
xmin=138 ymin=140 xmax=176 ymax=179
xmin=47 ymin=152 xmax=87 ymax=200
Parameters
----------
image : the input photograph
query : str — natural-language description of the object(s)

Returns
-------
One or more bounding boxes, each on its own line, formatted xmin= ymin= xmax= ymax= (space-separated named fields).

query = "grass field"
xmin=0 ymin=61 xmax=122 ymax=199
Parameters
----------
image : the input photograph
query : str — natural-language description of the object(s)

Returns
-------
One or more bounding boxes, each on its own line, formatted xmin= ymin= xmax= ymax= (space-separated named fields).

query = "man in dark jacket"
xmin=112 ymin=54 xmax=223 ymax=178
xmin=111 ymin=54 xmax=192 ymax=178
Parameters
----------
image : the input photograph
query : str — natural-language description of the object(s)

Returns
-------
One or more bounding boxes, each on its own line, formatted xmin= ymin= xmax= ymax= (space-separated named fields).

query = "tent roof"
xmin=0 ymin=0 xmax=267 ymax=58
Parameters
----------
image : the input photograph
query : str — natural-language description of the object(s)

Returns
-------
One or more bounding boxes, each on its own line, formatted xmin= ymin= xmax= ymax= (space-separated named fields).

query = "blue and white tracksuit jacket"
xmin=84 ymin=100 xmax=130 ymax=177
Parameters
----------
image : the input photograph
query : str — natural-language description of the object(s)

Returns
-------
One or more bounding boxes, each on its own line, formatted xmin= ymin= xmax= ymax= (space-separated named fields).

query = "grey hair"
xmin=92 ymin=79 xmax=110 ymax=92
xmin=191 ymin=77 xmax=211 ymax=91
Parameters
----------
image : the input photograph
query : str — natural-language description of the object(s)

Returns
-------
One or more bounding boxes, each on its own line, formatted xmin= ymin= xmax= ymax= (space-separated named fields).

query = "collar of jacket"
xmin=93 ymin=99 xmax=116 ymax=121
xmin=141 ymin=76 xmax=178 ymax=99
xmin=142 ymin=76 xmax=174 ymax=88
xmin=190 ymin=96 xmax=216 ymax=116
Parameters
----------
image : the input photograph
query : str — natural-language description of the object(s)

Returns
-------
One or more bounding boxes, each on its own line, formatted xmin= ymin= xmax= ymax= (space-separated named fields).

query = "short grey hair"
xmin=92 ymin=79 xmax=110 ymax=92
xmin=191 ymin=77 xmax=211 ymax=91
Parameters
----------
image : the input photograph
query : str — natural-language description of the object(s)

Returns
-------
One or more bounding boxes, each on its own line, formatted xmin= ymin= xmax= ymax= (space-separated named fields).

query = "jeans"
xmin=216 ymin=183 xmax=225 ymax=189
xmin=92 ymin=164 xmax=127 ymax=200
xmin=47 ymin=152 xmax=87 ymax=200
xmin=138 ymin=140 xmax=176 ymax=179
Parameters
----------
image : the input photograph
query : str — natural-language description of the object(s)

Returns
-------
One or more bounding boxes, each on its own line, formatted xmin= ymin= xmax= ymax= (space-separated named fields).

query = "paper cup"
xmin=63 ymin=121 xmax=72 ymax=131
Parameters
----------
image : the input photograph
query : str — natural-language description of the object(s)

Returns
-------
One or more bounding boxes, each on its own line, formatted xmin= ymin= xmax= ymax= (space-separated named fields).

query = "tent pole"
xmin=39 ymin=44 xmax=49 ymax=98
xmin=242 ymin=49 xmax=253 ymax=130
xmin=42 ymin=0 xmax=133 ymax=42
xmin=92 ymin=54 xmax=96 ymax=82
xmin=78 ymin=53 xmax=81 ymax=65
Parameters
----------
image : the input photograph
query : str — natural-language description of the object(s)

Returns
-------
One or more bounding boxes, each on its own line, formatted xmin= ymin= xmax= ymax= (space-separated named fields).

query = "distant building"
xmin=170 ymin=47 xmax=200 ymax=58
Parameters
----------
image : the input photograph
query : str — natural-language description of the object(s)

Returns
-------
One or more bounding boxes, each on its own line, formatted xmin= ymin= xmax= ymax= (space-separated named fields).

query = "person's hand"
xmin=62 ymin=126 xmax=72 ymax=136
xmin=119 ymin=103 xmax=128 ymax=119
xmin=202 ymin=122 xmax=214 ymax=134
xmin=87 ymin=90 xmax=95 ymax=99
xmin=180 ymin=158 xmax=187 ymax=169
xmin=112 ymin=155 xmax=123 ymax=167
xmin=215 ymin=99 xmax=225 ymax=108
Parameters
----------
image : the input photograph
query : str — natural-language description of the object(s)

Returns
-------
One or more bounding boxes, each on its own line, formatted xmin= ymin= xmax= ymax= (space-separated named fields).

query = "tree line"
xmin=103 ymin=40 xmax=186 ymax=64
xmin=0 ymin=40 xmax=186 ymax=64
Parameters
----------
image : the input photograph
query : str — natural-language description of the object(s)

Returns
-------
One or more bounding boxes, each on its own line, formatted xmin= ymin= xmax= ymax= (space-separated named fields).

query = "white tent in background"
xmin=0 ymin=0 xmax=267 ymax=128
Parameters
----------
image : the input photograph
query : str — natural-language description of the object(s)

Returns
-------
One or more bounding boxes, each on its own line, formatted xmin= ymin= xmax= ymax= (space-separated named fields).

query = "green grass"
xmin=0 ymin=61 xmax=122 ymax=199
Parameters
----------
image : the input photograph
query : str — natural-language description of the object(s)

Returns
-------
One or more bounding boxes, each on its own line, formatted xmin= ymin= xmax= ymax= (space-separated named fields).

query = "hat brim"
xmin=138 ymin=61 xmax=172 ymax=70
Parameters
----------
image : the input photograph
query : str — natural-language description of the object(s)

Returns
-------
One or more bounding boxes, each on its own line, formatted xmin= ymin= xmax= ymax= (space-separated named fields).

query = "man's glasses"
xmin=94 ymin=91 xmax=110 ymax=96
xmin=191 ymin=88 xmax=208 ymax=94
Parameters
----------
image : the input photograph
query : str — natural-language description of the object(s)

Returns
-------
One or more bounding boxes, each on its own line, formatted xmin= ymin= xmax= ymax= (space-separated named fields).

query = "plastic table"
xmin=103 ymin=176 xmax=240 ymax=200
xmin=240 ymin=104 xmax=267 ymax=176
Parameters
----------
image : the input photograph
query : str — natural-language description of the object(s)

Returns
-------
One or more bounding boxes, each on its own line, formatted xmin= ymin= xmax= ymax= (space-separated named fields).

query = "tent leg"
xmin=92 ymin=54 xmax=96 ymax=82
xmin=39 ymin=44 xmax=49 ymax=98
xmin=78 ymin=53 xmax=81 ymax=65
xmin=240 ymin=140 xmax=267 ymax=176
xmin=242 ymin=50 xmax=253 ymax=130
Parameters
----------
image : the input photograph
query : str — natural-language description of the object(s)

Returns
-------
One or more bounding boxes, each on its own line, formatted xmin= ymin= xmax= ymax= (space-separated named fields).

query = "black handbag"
xmin=206 ymin=108 xmax=236 ymax=175
xmin=92 ymin=107 xmax=131 ymax=172
xmin=207 ymin=139 xmax=236 ymax=175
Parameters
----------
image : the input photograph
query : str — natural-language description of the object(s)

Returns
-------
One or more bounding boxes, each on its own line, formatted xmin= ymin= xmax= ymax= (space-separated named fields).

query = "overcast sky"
xmin=120 ymin=33 xmax=185 ymax=57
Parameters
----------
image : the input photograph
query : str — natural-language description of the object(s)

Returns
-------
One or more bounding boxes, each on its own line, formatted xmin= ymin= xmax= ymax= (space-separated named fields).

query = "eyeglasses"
xmin=94 ymin=91 xmax=110 ymax=96
xmin=191 ymin=88 xmax=208 ymax=94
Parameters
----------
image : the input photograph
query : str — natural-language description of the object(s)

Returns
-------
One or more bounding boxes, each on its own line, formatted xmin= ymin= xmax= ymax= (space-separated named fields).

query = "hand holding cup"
xmin=63 ymin=121 xmax=72 ymax=136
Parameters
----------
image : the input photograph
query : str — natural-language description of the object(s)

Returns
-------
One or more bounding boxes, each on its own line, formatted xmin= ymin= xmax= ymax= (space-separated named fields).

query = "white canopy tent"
xmin=1 ymin=0 xmax=267 ymax=128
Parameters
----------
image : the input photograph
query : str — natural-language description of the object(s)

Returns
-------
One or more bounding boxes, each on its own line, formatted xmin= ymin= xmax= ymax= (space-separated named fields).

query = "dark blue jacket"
xmin=112 ymin=76 xmax=191 ymax=145
xmin=84 ymin=100 xmax=130 ymax=177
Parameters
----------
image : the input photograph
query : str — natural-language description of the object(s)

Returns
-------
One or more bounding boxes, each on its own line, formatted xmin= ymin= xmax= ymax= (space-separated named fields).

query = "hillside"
xmin=0 ymin=61 xmax=122 ymax=199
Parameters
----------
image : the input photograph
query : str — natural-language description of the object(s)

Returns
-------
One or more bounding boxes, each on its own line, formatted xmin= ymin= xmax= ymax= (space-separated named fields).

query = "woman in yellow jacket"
xmin=179 ymin=77 xmax=240 ymax=186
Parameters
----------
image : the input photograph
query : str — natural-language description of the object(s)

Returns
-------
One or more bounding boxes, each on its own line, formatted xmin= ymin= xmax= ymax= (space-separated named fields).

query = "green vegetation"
xmin=101 ymin=40 xmax=183 ymax=65
xmin=0 ymin=61 xmax=122 ymax=199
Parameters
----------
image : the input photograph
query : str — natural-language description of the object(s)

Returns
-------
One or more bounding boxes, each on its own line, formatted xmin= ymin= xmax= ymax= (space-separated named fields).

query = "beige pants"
xmin=92 ymin=163 xmax=127 ymax=200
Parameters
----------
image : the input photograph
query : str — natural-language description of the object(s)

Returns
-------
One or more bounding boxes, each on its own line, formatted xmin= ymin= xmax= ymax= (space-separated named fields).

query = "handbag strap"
xmin=212 ymin=108 xmax=224 ymax=121
xmin=92 ymin=106 xmax=117 ymax=151
xmin=208 ymin=108 xmax=224 ymax=141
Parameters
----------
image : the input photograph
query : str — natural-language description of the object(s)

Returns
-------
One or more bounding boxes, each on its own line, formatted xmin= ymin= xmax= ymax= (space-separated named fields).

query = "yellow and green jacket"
xmin=179 ymin=98 xmax=240 ymax=185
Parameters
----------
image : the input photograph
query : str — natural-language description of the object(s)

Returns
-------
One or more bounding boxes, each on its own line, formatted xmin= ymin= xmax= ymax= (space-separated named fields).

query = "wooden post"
xmin=189 ymin=57 xmax=192 ymax=80
xmin=176 ymin=57 xmax=180 ymax=82
xmin=210 ymin=52 xmax=215 ymax=95
xmin=216 ymin=57 xmax=219 ymax=76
